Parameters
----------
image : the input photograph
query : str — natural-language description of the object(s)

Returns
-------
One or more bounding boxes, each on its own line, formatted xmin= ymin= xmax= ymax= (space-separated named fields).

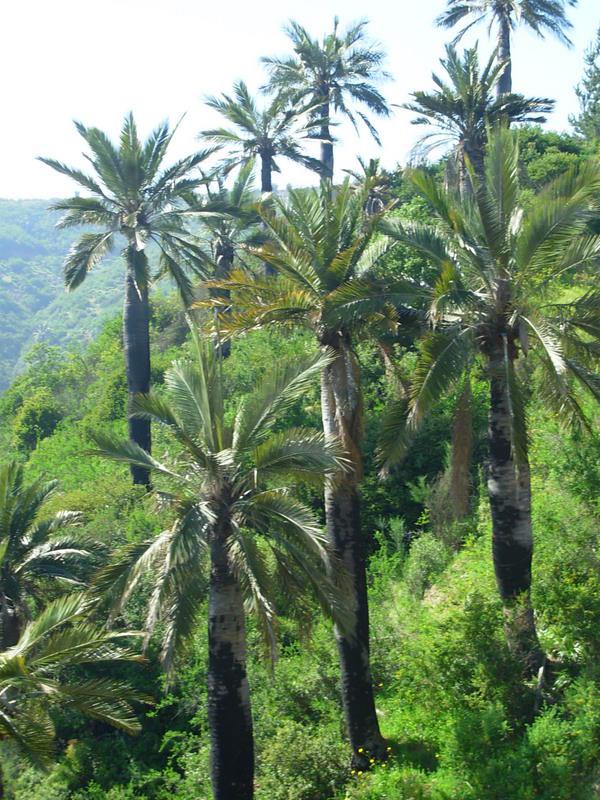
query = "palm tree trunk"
xmin=123 ymin=246 xmax=151 ymax=487
xmin=0 ymin=596 xmax=21 ymax=649
xmin=319 ymin=97 xmax=334 ymax=180
xmin=487 ymin=340 xmax=543 ymax=676
xmin=208 ymin=526 xmax=254 ymax=800
xmin=260 ymin=153 xmax=276 ymax=278
xmin=497 ymin=15 xmax=513 ymax=96
xmin=320 ymin=338 xmax=385 ymax=765
xmin=213 ymin=241 xmax=234 ymax=358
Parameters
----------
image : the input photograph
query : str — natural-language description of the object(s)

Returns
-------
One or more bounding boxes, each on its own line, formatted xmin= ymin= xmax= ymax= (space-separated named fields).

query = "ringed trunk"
xmin=320 ymin=338 xmax=385 ymax=765
xmin=208 ymin=528 xmax=254 ymax=800
xmin=123 ymin=247 xmax=151 ymax=487
xmin=487 ymin=340 xmax=543 ymax=676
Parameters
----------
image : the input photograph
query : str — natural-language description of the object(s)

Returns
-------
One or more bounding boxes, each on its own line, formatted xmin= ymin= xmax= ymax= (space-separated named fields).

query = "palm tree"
xmin=202 ymin=180 xmax=420 ymax=764
xmin=344 ymin=157 xmax=391 ymax=216
xmin=40 ymin=113 xmax=212 ymax=486
xmin=90 ymin=337 xmax=348 ymax=800
xmin=0 ymin=593 xmax=146 ymax=766
xmin=200 ymin=81 xmax=324 ymax=193
xmin=436 ymin=0 xmax=578 ymax=95
xmin=190 ymin=161 xmax=265 ymax=350
xmin=262 ymin=18 xmax=390 ymax=179
xmin=381 ymin=128 xmax=600 ymax=675
xmin=404 ymin=45 xmax=553 ymax=196
xmin=0 ymin=461 xmax=93 ymax=648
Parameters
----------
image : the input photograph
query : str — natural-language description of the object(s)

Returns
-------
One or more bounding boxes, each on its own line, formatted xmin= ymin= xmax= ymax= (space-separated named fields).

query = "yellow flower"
xmin=358 ymin=747 xmax=364 ymax=753
xmin=369 ymin=758 xmax=375 ymax=764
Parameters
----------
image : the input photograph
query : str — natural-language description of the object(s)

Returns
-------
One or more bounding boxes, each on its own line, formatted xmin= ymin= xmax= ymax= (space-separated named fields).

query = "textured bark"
xmin=123 ymin=247 xmax=151 ymax=487
xmin=319 ymin=97 xmax=334 ymax=180
xmin=260 ymin=152 xmax=276 ymax=278
xmin=208 ymin=526 xmax=254 ymax=800
xmin=487 ymin=341 xmax=543 ymax=675
xmin=320 ymin=337 xmax=385 ymax=765
xmin=497 ymin=15 xmax=513 ymax=96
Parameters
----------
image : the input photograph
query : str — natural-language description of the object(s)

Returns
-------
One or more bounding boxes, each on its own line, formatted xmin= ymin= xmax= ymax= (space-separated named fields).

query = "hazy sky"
xmin=2 ymin=0 xmax=599 ymax=198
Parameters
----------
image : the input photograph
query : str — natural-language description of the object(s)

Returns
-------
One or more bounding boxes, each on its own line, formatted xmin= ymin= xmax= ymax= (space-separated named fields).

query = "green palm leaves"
xmin=380 ymin=127 xmax=600 ymax=466
xmin=90 ymin=337 xmax=348 ymax=670
xmin=405 ymin=45 xmax=552 ymax=190
xmin=40 ymin=113 xmax=211 ymax=305
xmin=262 ymin=19 xmax=390 ymax=177
xmin=0 ymin=461 xmax=93 ymax=648
xmin=201 ymin=81 xmax=325 ymax=189
xmin=0 ymin=593 xmax=146 ymax=765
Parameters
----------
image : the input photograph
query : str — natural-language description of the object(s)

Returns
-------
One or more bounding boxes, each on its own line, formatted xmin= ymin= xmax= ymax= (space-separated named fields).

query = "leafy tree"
xmin=0 ymin=593 xmax=146 ymax=765
xmin=90 ymin=337 xmax=347 ymax=800
xmin=201 ymin=81 xmax=324 ymax=193
xmin=11 ymin=388 xmax=62 ymax=452
xmin=404 ymin=45 xmax=552 ymax=195
xmin=204 ymin=180 xmax=421 ymax=764
xmin=570 ymin=26 xmax=600 ymax=144
xmin=381 ymin=128 xmax=600 ymax=675
xmin=436 ymin=0 xmax=578 ymax=95
xmin=262 ymin=18 xmax=389 ymax=179
xmin=39 ymin=114 xmax=211 ymax=485
xmin=0 ymin=461 xmax=93 ymax=648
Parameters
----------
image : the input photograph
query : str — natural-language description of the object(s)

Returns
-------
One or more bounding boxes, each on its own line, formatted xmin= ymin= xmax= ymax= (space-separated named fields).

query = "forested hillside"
xmin=0 ymin=200 xmax=122 ymax=390
xmin=2 ymin=5 xmax=600 ymax=800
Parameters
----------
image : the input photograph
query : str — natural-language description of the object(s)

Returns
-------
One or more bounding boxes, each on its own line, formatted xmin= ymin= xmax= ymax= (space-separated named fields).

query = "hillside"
xmin=0 ymin=199 xmax=123 ymax=391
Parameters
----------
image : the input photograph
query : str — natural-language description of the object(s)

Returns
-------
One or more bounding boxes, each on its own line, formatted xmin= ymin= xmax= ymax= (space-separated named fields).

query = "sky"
xmin=1 ymin=0 xmax=599 ymax=199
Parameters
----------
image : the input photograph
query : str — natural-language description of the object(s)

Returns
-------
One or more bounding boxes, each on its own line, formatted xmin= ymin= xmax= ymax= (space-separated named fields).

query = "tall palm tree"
xmin=262 ymin=18 xmax=390 ymax=179
xmin=200 ymin=81 xmax=324 ymax=193
xmin=381 ymin=128 xmax=600 ymax=675
xmin=0 ymin=461 xmax=93 ymax=648
xmin=90 ymin=337 xmax=348 ymax=800
xmin=202 ymin=180 xmax=420 ymax=764
xmin=436 ymin=0 xmax=578 ymax=95
xmin=404 ymin=45 xmax=553 ymax=196
xmin=40 ymin=113 xmax=212 ymax=486
xmin=0 ymin=593 xmax=146 ymax=766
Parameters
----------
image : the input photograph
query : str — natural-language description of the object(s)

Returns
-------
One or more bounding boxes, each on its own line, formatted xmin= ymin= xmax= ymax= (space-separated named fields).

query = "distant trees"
xmin=40 ymin=114 xmax=211 ymax=486
xmin=405 ymin=45 xmax=553 ymax=195
xmin=571 ymin=27 xmax=600 ymax=144
xmin=436 ymin=0 xmax=578 ymax=95
xmin=262 ymin=18 xmax=390 ymax=179
xmin=382 ymin=127 xmax=600 ymax=674
xmin=91 ymin=338 xmax=346 ymax=800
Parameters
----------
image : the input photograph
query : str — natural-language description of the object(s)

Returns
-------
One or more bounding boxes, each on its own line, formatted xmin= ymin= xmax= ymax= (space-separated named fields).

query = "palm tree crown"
xmin=262 ymin=18 xmax=390 ymax=178
xmin=405 ymin=45 xmax=553 ymax=193
xmin=436 ymin=0 xmax=578 ymax=94
xmin=201 ymin=81 xmax=324 ymax=192
xmin=40 ymin=113 xmax=211 ymax=305
xmin=0 ymin=461 xmax=91 ymax=648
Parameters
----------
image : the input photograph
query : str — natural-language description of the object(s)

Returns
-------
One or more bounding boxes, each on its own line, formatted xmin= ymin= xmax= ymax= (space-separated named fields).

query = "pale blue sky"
xmin=2 ymin=0 xmax=599 ymax=198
